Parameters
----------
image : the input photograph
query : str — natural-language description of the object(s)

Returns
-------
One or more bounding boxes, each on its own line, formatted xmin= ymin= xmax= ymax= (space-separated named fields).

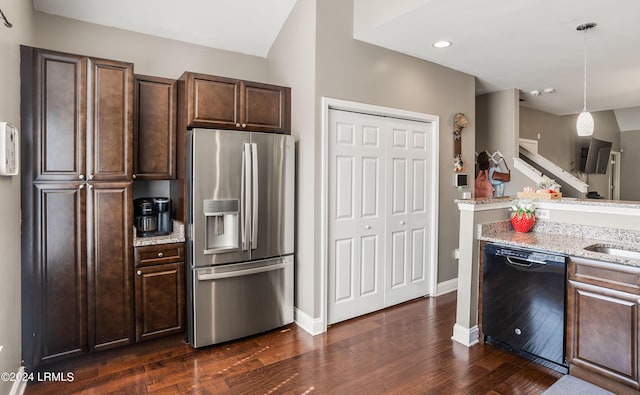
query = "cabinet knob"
xmin=136 ymin=270 xmax=142 ymax=276
xmin=365 ymin=225 xmax=371 ymax=230
xmin=236 ymin=123 xmax=241 ymax=128
xmin=157 ymin=252 xmax=164 ymax=258
xmin=133 ymin=174 xmax=137 ymax=179
xmin=79 ymin=174 xmax=85 ymax=180
xmin=79 ymin=184 xmax=85 ymax=190
xmin=241 ymin=123 xmax=247 ymax=128
xmin=88 ymin=174 xmax=94 ymax=180
xmin=87 ymin=184 xmax=93 ymax=190
xmin=400 ymin=221 xmax=406 ymax=225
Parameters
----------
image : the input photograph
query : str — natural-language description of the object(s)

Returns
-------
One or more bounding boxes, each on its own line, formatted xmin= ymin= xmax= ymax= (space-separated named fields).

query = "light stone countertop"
xmin=479 ymin=220 xmax=640 ymax=267
xmin=133 ymin=220 xmax=185 ymax=247
xmin=457 ymin=196 xmax=640 ymax=210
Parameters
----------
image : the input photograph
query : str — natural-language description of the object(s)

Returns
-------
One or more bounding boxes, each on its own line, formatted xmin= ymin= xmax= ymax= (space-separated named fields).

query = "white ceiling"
xmin=33 ymin=0 xmax=640 ymax=116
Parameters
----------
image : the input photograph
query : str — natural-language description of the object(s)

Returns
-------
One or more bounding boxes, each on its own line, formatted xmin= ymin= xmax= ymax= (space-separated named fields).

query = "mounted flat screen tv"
xmin=582 ymin=137 xmax=612 ymax=174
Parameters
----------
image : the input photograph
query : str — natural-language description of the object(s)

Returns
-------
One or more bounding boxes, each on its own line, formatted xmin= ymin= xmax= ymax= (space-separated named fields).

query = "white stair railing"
xmin=519 ymin=146 xmax=588 ymax=193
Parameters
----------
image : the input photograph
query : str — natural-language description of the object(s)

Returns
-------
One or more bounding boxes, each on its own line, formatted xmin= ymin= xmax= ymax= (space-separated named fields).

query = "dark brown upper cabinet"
xmin=25 ymin=48 xmax=133 ymax=182
xmin=180 ymin=72 xmax=291 ymax=134
xmin=134 ymin=75 xmax=177 ymax=180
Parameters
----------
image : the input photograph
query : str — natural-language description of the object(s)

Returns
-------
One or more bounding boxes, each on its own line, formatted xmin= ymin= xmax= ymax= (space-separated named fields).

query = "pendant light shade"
xmin=576 ymin=22 xmax=596 ymax=136
xmin=576 ymin=111 xmax=594 ymax=136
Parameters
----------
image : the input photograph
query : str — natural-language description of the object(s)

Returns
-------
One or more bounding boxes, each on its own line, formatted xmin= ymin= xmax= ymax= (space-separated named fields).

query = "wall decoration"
xmin=453 ymin=113 xmax=468 ymax=172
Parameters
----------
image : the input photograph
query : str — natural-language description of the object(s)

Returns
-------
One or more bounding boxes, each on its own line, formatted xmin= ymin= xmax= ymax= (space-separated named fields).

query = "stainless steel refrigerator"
xmin=186 ymin=128 xmax=294 ymax=348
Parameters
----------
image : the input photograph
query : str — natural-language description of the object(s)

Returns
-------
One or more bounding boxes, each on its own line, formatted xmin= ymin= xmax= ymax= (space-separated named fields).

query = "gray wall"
xmin=34 ymin=12 xmax=268 ymax=82
xmin=0 ymin=1 xmax=34 ymax=392
xmin=266 ymin=0 xmax=317 ymax=315
xmin=621 ymin=130 xmax=640 ymax=200
xmin=476 ymin=90 xmax=520 ymax=196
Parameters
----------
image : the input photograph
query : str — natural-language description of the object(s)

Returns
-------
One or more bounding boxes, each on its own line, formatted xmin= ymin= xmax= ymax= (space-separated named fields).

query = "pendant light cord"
xmin=582 ymin=27 xmax=588 ymax=112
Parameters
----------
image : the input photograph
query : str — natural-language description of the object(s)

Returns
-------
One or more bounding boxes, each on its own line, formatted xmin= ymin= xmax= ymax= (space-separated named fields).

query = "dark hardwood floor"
xmin=25 ymin=292 xmax=562 ymax=394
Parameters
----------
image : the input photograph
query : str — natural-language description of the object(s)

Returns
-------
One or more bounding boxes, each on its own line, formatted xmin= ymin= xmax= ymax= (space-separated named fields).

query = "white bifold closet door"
xmin=328 ymin=108 xmax=433 ymax=325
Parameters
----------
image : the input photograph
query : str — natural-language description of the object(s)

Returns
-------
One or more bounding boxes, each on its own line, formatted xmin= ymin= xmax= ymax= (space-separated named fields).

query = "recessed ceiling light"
xmin=433 ymin=41 xmax=452 ymax=48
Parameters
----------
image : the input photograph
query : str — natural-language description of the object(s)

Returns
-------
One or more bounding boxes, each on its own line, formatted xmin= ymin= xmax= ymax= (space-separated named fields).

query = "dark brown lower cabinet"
xmin=21 ymin=182 xmax=133 ymax=369
xmin=567 ymin=256 xmax=640 ymax=394
xmin=134 ymin=243 xmax=185 ymax=342
xmin=88 ymin=183 xmax=134 ymax=351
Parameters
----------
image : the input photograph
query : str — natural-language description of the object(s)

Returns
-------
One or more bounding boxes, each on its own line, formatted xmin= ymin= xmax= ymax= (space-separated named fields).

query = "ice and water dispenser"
xmin=203 ymin=199 xmax=239 ymax=254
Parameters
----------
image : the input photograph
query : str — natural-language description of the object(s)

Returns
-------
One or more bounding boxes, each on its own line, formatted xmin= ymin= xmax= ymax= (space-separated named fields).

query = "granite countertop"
xmin=479 ymin=220 xmax=640 ymax=267
xmin=457 ymin=196 xmax=640 ymax=210
xmin=133 ymin=220 xmax=185 ymax=247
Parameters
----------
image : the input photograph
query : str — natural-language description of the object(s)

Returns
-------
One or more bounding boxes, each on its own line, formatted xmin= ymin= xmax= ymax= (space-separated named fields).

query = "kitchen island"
xmin=456 ymin=197 xmax=640 ymax=394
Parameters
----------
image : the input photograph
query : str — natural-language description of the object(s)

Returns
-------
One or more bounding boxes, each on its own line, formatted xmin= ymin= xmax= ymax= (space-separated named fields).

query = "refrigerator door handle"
xmin=251 ymin=142 xmax=258 ymax=250
xmin=241 ymin=143 xmax=252 ymax=251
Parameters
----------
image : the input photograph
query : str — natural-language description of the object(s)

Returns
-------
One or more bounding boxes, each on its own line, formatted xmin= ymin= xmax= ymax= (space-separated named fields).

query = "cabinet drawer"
xmin=135 ymin=243 xmax=184 ymax=267
xmin=569 ymin=256 xmax=640 ymax=295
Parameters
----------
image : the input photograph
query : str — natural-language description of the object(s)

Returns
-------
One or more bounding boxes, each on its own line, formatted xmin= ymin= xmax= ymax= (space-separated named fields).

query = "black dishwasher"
xmin=482 ymin=242 xmax=568 ymax=373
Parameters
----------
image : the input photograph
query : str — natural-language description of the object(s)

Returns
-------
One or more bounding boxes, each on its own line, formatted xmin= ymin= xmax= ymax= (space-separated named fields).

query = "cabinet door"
xmin=87 ymin=58 xmax=133 ymax=181
xmin=134 ymin=75 xmax=177 ymax=180
xmin=134 ymin=262 xmax=184 ymax=342
xmin=567 ymin=280 xmax=640 ymax=389
xmin=187 ymin=73 xmax=240 ymax=128
xmin=87 ymin=182 xmax=134 ymax=350
xmin=30 ymin=48 xmax=87 ymax=181
xmin=241 ymin=81 xmax=290 ymax=133
xmin=32 ymin=183 xmax=87 ymax=364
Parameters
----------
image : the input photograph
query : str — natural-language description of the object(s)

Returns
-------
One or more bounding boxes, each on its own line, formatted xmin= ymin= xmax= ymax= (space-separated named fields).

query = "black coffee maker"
xmin=134 ymin=197 xmax=172 ymax=237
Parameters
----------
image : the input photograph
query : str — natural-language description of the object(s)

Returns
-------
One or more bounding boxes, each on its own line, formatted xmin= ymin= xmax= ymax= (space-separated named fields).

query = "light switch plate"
xmin=0 ymin=122 xmax=19 ymax=176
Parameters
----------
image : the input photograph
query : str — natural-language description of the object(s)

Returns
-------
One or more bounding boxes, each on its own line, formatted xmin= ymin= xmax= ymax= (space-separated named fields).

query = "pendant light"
xmin=576 ymin=22 xmax=596 ymax=137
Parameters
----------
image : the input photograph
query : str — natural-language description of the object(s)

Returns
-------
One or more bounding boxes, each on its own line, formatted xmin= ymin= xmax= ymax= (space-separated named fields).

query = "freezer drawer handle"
xmin=197 ymin=261 xmax=289 ymax=281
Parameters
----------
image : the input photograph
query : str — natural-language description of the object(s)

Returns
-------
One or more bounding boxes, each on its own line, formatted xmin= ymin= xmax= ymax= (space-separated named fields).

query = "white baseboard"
xmin=294 ymin=308 xmax=326 ymax=336
xmin=9 ymin=366 xmax=27 ymax=395
xmin=451 ymin=323 xmax=479 ymax=347
xmin=436 ymin=277 xmax=457 ymax=296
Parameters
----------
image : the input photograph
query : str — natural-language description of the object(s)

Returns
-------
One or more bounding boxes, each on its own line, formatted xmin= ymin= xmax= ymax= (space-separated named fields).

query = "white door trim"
xmin=320 ymin=97 xmax=439 ymax=333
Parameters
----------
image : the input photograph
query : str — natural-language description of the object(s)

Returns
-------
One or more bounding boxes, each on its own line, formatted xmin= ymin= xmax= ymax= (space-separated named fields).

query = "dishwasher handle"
xmin=506 ymin=256 xmax=546 ymax=267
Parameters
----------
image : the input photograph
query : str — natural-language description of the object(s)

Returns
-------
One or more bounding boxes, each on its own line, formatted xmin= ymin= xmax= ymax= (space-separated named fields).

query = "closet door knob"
xmin=136 ymin=270 xmax=142 ymax=276
xmin=157 ymin=252 xmax=164 ymax=258
xmin=365 ymin=225 xmax=371 ymax=230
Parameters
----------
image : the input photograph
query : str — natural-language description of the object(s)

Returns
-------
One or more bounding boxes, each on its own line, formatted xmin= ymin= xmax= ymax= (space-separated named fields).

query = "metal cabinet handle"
xmin=242 ymin=123 xmax=247 ymax=128
xmin=136 ymin=270 xmax=142 ymax=276
xmin=79 ymin=174 xmax=85 ymax=180
xmin=79 ymin=184 xmax=85 ymax=190
xmin=87 ymin=184 xmax=93 ymax=190
xmin=132 ymin=174 xmax=137 ymax=179
xmin=88 ymin=174 xmax=94 ymax=180
xmin=236 ymin=123 xmax=241 ymax=128
xmin=157 ymin=252 xmax=164 ymax=258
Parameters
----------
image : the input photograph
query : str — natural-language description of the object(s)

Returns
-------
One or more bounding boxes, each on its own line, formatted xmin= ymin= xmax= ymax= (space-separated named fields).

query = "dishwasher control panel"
xmin=493 ymin=245 xmax=566 ymax=264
